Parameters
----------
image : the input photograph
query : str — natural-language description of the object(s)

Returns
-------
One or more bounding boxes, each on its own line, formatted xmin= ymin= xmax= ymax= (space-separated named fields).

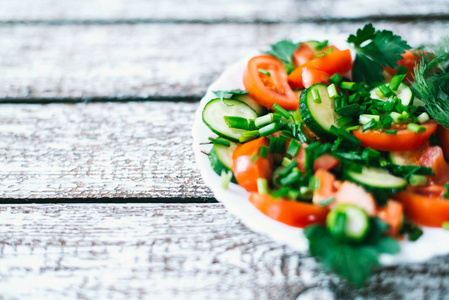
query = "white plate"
xmin=192 ymin=38 xmax=449 ymax=265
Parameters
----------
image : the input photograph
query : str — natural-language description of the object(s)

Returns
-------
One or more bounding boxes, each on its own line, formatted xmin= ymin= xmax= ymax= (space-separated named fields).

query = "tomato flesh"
xmin=232 ymin=137 xmax=273 ymax=192
xmin=377 ymin=200 xmax=404 ymax=236
xmin=249 ymin=192 xmax=329 ymax=227
xmin=352 ymin=121 xmax=438 ymax=151
xmin=301 ymin=67 xmax=331 ymax=88
xmin=243 ymin=55 xmax=299 ymax=110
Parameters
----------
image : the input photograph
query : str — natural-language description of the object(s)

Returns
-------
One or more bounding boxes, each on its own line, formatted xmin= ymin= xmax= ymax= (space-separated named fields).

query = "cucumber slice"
xmin=202 ymin=99 xmax=258 ymax=142
xmin=299 ymin=83 xmax=338 ymax=140
xmin=388 ymin=150 xmax=420 ymax=166
xmin=370 ymin=83 xmax=413 ymax=106
xmin=345 ymin=166 xmax=408 ymax=205
xmin=327 ymin=204 xmax=370 ymax=243
xmin=208 ymin=140 xmax=238 ymax=180
xmin=231 ymin=94 xmax=268 ymax=116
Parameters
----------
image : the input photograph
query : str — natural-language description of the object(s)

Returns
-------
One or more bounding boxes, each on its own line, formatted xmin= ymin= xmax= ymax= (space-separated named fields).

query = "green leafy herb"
xmin=265 ymin=40 xmax=300 ymax=74
xmin=212 ymin=89 xmax=249 ymax=106
xmin=305 ymin=218 xmax=400 ymax=287
xmin=348 ymin=23 xmax=411 ymax=83
xmin=412 ymin=39 xmax=449 ymax=129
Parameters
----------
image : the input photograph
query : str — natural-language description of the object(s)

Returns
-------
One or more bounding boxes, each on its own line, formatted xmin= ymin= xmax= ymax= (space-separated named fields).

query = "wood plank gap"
xmin=0 ymin=96 xmax=200 ymax=104
xmin=0 ymin=14 xmax=448 ymax=27
xmin=0 ymin=197 xmax=218 ymax=204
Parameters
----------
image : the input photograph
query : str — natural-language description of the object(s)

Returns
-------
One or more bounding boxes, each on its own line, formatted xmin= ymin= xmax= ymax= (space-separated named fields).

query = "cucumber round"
xmin=202 ymin=98 xmax=258 ymax=142
xmin=299 ymin=83 xmax=338 ymax=140
xmin=388 ymin=150 xmax=420 ymax=166
xmin=231 ymin=94 xmax=268 ymax=116
xmin=345 ymin=166 xmax=408 ymax=206
xmin=327 ymin=203 xmax=370 ymax=243
xmin=370 ymin=83 xmax=413 ymax=106
xmin=208 ymin=141 xmax=238 ymax=182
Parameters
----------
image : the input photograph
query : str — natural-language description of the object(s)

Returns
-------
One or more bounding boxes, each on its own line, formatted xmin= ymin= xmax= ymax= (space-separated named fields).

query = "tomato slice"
xmin=232 ymin=137 xmax=273 ymax=192
xmin=288 ymin=49 xmax=353 ymax=88
xmin=302 ymin=67 xmax=332 ymax=88
xmin=243 ymin=55 xmax=299 ymax=110
xmin=293 ymin=143 xmax=339 ymax=172
xmin=377 ymin=200 xmax=404 ymax=236
xmin=249 ymin=192 xmax=329 ymax=227
xmin=419 ymin=145 xmax=449 ymax=185
xmin=384 ymin=50 xmax=425 ymax=82
xmin=395 ymin=186 xmax=449 ymax=227
xmin=352 ymin=121 xmax=438 ymax=151
xmin=292 ymin=43 xmax=340 ymax=67
xmin=437 ymin=125 xmax=449 ymax=162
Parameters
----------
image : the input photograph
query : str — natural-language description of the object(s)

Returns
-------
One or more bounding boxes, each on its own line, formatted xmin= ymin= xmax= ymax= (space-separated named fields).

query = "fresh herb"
xmin=347 ymin=23 xmax=411 ymax=83
xmin=213 ymin=89 xmax=249 ymax=106
xmin=412 ymin=39 xmax=449 ymax=129
xmin=305 ymin=218 xmax=400 ymax=287
xmin=444 ymin=183 xmax=449 ymax=199
xmin=265 ymin=40 xmax=300 ymax=74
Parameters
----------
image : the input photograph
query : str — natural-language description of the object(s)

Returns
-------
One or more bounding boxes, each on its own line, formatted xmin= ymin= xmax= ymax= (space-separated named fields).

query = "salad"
xmin=197 ymin=24 xmax=449 ymax=287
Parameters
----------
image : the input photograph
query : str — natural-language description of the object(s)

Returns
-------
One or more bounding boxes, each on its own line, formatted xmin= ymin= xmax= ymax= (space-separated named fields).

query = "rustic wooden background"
xmin=0 ymin=1 xmax=448 ymax=299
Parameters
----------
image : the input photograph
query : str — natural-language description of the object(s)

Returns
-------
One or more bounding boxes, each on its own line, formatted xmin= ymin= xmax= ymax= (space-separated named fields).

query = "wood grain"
xmin=1 ymin=204 xmax=449 ymax=300
xmin=0 ymin=0 xmax=448 ymax=23
xmin=0 ymin=102 xmax=214 ymax=200
xmin=0 ymin=21 xmax=448 ymax=102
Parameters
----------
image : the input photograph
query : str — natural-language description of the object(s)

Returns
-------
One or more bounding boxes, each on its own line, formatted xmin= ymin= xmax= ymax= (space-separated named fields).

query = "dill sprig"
xmin=412 ymin=38 xmax=449 ymax=129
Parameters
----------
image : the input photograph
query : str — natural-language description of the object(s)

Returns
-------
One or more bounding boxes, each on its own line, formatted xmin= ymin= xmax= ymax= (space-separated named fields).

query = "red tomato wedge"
xmin=377 ymin=200 xmax=404 ymax=236
xmin=292 ymin=43 xmax=340 ymax=67
xmin=384 ymin=50 xmax=425 ymax=82
xmin=243 ymin=55 xmax=299 ymax=110
xmin=288 ymin=49 xmax=353 ymax=88
xmin=352 ymin=121 xmax=438 ymax=151
xmin=249 ymin=192 xmax=329 ymax=227
xmin=312 ymin=169 xmax=338 ymax=205
xmin=302 ymin=67 xmax=332 ymax=88
xmin=419 ymin=145 xmax=449 ymax=185
xmin=395 ymin=186 xmax=449 ymax=227
xmin=232 ymin=137 xmax=273 ymax=192
xmin=437 ymin=125 xmax=449 ymax=162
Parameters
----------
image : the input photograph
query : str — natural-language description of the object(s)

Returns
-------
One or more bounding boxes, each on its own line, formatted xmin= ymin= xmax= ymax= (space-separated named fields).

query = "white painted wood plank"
xmin=0 ymin=22 xmax=447 ymax=101
xmin=1 ymin=204 xmax=449 ymax=299
xmin=0 ymin=0 xmax=447 ymax=22
xmin=0 ymin=102 xmax=213 ymax=199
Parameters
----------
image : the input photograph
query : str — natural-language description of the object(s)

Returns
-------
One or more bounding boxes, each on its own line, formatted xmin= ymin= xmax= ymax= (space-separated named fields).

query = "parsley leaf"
xmin=265 ymin=40 xmax=300 ymax=74
xmin=305 ymin=218 xmax=400 ymax=287
xmin=412 ymin=39 xmax=449 ymax=129
xmin=348 ymin=24 xmax=411 ymax=83
xmin=212 ymin=89 xmax=248 ymax=106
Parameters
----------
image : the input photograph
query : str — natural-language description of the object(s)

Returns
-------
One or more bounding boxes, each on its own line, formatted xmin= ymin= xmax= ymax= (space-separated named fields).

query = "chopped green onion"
xmin=312 ymin=89 xmax=322 ymax=104
xmin=259 ymin=122 xmax=279 ymax=136
xmin=362 ymin=148 xmax=381 ymax=167
xmin=255 ymin=113 xmax=275 ymax=128
xmin=310 ymin=176 xmax=320 ymax=191
xmin=327 ymin=84 xmax=338 ymax=98
xmin=287 ymin=189 xmax=301 ymax=200
xmin=382 ymin=115 xmax=393 ymax=129
xmin=259 ymin=145 xmax=270 ymax=158
xmin=318 ymin=197 xmax=335 ymax=207
xmin=280 ymin=159 xmax=298 ymax=177
xmin=409 ymin=174 xmax=427 ymax=186
xmin=250 ymin=153 xmax=259 ymax=163
xmin=224 ymin=116 xmax=249 ymax=130
xmin=385 ymin=129 xmax=397 ymax=135
xmin=286 ymin=139 xmax=301 ymax=158
xmin=345 ymin=125 xmax=360 ymax=132
xmin=379 ymin=84 xmax=393 ymax=97
xmin=282 ymin=157 xmax=292 ymax=167
xmin=336 ymin=103 xmax=361 ymax=117
xmin=221 ymin=169 xmax=233 ymax=189
xmin=417 ymin=112 xmax=430 ymax=124
xmin=362 ymin=119 xmax=379 ymax=132
xmin=390 ymin=111 xmax=406 ymax=124
xmin=257 ymin=178 xmax=269 ymax=194
xmin=272 ymin=103 xmax=291 ymax=120
xmin=208 ymin=137 xmax=231 ymax=147
xmin=380 ymin=157 xmax=388 ymax=167
xmin=407 ymin=123 xmax=426 ymax=133
xmin=443 ymin=222 xmax=449 ymax=230
xmin=280 ymin=170 xmax=301 ymax=186
xmin=444 ymin=183 xmax=449 ymax=199
xmin=375 ymin=88 xmax=385 ymax=99
xmin=389 ymin=74 xmax=406 ymax=91
xmin=337 ymin=116 xmax=354 ymax=128
xmin=328 ymin=73 xmax=342 ymax=85
xmin=340 ymin=81 xmax=356 ymax=90
xmin=359 ymin=114 xmax=380 ymax=125
xmin=258 ymin=68 xmax=271 ymax=76
xmin=315 ymin=40 xmax=329 ymax=50
xmin=299 ymin=186 xmax=313 ymax=198
xmin=239 ymin=130 xmax=259 ymax=143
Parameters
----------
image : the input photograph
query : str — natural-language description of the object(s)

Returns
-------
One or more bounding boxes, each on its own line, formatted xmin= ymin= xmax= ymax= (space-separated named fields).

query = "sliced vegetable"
xmin=419 ymin=145 xmax=449 ymax=185
xmin=301 ymin=67 xmax=332 ymax=89
xmin=249 ymin=192 xmax=329 ymax=227
xmin=376 ymin=200 xmax=404 ymax=236
xmin=327 ymin=203 xmax=370 ymax=243
xmin=231 ymin=93 xmax=268 ymax=116
xmin=243 ymin=55 xmax=299 ymax=110
xmin=370 ymin=83 xmax=413 ymax=106
xmin=333 ymin=181 xmax=377 ymax=216
xmin=232 ymin=137 xmax=273 ymax=192
xmin=437 ymin=125 xmax=449 ymax=162
xmin=299 ymin=83 xmax=339 ymax=140
xmin=352 ymin=120 xmax=438 ymax=151
xmin=292 ymin=41 xmax=340 ymax=67
xmin=203 ymin=99 xmax=258 ymax=142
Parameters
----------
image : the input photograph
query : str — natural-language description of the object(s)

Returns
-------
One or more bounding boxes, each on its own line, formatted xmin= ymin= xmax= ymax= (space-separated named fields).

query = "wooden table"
xmin=0 ymin=1 xmax=448 ymax=299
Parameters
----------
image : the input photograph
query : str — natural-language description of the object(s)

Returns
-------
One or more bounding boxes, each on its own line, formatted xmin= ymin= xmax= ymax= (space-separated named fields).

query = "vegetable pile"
xmin=201 ymin=24 xmax=449 ymax=287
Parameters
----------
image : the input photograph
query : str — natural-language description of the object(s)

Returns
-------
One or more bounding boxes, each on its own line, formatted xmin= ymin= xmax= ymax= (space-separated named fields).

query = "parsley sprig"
xmin=265 ymin=40 xmax=300 ymax=74
xmin=348 ymin=24 xmax=411 ymax=84
xmin=305 ymin=218 xmax=400 ymax=287
xmin=412 ymin=39 xmax=449 ymax=129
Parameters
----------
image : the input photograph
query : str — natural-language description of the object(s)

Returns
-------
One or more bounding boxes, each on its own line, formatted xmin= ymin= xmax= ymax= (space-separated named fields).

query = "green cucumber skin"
xmin=299 ymin=84 xmax=337 ymax=141
xmin=208 ymin=147 xmax=236 ymax=183
xmin=232 ymin=94 xmax=268 ymax=116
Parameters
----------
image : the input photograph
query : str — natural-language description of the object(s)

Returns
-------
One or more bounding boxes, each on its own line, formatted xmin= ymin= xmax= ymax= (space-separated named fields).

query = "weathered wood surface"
xmin=0 ymin=102 xmax=213 ymax=200
xmin=0 ymin=21 xmax=448 ymax=102
xmin=1 ymin=204 xmax=449 ymax=300
xmin=0 ymin=0 xmax=448 ymax=23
